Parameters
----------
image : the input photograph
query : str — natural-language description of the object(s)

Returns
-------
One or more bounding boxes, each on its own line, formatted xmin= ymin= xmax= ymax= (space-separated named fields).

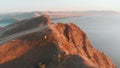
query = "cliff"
xmin=0 ymin=15 xmax=116 ymax=68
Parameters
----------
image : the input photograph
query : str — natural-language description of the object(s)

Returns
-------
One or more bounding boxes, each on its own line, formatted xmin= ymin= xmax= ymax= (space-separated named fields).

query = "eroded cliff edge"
xmin=0 ymin=15 xmax=116 ymax=68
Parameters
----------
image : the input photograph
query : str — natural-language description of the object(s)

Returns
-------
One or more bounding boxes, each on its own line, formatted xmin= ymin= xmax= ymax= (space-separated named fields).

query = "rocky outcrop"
xmin=0 ymin=14 xmax=51 ymax=38
xmin=0 ymin=15 xmax=116 ymax=68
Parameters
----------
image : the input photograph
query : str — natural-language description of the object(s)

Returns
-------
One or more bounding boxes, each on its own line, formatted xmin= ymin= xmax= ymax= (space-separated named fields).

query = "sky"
xmin=0 ymin=0 xmax=120 ymax=13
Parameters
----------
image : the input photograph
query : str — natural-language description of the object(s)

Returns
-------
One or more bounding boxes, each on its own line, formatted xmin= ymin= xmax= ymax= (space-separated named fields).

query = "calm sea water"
xmin=53 ymin=14 xmax=120 ymax=67
xmin=0 ymin=18 xmax=17 ymax=26
xmin=0 ymin=22 xmax=11 ymax=26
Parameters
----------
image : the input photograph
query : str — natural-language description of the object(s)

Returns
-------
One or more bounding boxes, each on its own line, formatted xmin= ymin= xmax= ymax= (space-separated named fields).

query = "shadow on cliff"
xmin=0 ymin=42 xmax=89 ymax=68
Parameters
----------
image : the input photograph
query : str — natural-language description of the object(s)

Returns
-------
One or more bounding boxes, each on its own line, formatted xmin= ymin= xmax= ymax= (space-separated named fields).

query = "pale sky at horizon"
xmin=0 ymin=0 xmax=120 ymax=13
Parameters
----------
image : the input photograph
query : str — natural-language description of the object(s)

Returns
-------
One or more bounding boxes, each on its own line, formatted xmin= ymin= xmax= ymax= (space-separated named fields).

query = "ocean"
xmin=0 ymin=22 xmax=11 ymax=26
xmin=0 ymin=18 xmax=17 ymax=27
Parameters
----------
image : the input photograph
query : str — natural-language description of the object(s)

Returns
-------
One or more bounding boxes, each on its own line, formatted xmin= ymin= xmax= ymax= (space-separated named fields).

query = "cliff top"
xmin=0 ymin=14 xmax=116 ymax=68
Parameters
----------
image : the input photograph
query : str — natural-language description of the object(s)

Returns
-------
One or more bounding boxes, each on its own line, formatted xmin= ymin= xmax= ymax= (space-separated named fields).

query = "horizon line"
xmin=0 ymin=10 xmax=119 ymax=14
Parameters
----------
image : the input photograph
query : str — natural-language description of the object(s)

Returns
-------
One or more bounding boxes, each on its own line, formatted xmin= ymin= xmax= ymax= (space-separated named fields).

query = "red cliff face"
xmin=0 ymin=15 xmax=116 ymax=68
